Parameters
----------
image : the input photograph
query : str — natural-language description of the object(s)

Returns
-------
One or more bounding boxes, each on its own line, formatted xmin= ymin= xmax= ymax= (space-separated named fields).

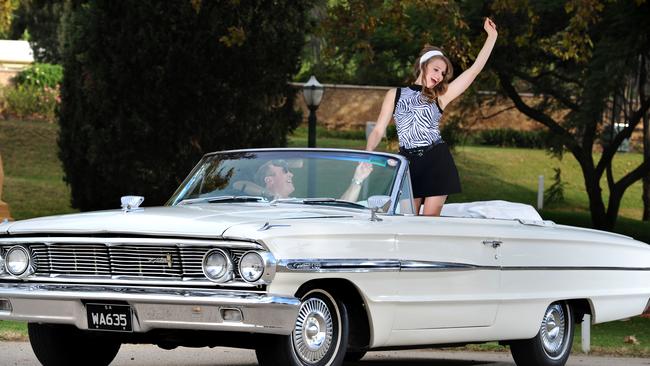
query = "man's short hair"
xmin=254 ymin=160 xmax=288 ymax=185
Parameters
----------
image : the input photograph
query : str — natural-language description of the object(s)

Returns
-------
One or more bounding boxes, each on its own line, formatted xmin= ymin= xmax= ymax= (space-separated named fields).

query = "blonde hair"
xmin=413 ymin=45 xmax=453 ymax=102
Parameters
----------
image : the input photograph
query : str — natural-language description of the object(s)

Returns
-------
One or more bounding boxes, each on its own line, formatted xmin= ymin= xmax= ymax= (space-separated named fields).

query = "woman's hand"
xmin=484 ymin=17 xmax=497 ymax=38
xmin=353 ymin=162 xmax=373 ymax=182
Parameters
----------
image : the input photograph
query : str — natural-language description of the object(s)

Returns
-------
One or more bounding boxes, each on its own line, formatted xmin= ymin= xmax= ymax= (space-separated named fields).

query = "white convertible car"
xmin=0 ymin=148 xmax=649 ymax=366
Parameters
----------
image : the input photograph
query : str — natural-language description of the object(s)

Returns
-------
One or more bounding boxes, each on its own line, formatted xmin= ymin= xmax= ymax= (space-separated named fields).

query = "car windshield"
xmin=167 ymin=149 xmax=412 ymax=213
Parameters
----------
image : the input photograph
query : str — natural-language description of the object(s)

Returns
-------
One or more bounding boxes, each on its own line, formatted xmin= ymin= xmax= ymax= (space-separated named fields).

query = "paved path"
xmin=1 ymin=342 xmax=649 ymax=365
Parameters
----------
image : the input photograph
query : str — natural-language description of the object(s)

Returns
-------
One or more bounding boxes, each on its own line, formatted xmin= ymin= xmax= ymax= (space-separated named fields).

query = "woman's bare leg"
xmin=421 ymin=195 xmax=447 ymax=216
xmin=413 ymin=197 xmax=423 ymax=215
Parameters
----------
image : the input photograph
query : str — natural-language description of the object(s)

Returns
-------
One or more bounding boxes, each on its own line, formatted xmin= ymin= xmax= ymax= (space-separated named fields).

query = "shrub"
xmin=386 ymin=124 xmax=398 ymax=141
xmin=1 ymin=84 xmax=59 ymax=122
xmin=13 ymin=63 xmax=63 ymax=89
xmin=440 ymin=116 xmax=466 ymax=149
xmin=477 ymin=128 xmax=549 ymax=148
xmin=544 ymin=168 xmax=567 ymax=205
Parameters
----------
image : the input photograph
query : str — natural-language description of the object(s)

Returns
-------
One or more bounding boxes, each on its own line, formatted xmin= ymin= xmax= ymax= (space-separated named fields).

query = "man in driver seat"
xmin=236 ymin=160 xmax=373 ymax=201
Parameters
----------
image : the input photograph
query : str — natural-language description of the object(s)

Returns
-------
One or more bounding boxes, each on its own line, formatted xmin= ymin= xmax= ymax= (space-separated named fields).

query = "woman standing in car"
xmin=366 ymin=17 xmax=498 ymax=216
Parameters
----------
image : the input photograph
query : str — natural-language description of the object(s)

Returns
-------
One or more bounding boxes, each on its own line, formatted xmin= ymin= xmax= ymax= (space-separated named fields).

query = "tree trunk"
xmin=582 ymin=166 xmax=612 ymax=230
xmin=641 ymin=55 xmax=649 ymax=221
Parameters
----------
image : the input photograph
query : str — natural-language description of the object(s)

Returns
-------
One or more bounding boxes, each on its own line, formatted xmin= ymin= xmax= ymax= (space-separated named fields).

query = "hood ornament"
xmin=121 ymin=196 xmax=144 ymax=212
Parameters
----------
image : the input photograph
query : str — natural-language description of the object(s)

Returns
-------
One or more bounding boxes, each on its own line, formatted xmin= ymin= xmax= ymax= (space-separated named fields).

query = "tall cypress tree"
xmin=59 ymin=0 xmax=311 ymax=210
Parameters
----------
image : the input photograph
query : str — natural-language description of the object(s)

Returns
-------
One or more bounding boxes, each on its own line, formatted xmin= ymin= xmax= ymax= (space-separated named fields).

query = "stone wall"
xmin=293 ymin=83 xmax=546 ymax=132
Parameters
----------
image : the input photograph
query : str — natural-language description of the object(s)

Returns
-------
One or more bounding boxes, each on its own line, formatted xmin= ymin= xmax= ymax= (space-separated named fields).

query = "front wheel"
xmin=256 ymin=288 xmax=349 ymax=366
xmin=28 ymin=323 xmax=121 ymax=366
xmin=510 ymin=302 xmax=574 ymax=366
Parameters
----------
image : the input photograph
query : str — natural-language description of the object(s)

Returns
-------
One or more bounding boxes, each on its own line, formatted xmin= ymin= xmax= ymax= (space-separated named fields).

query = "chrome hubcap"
xmin=540 ymin=304 xmax=566 ymax=357
xmin=293 ymin=297 xmax=333 ymax=364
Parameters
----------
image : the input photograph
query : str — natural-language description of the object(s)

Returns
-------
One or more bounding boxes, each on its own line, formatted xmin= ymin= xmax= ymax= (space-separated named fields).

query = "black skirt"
xmin=399 ymin=142 xmax=461 ymax=198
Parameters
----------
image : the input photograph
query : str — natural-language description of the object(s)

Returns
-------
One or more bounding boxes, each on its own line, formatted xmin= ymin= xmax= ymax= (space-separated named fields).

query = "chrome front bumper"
xmin=0 ymin=283 xmax=300 ymax=335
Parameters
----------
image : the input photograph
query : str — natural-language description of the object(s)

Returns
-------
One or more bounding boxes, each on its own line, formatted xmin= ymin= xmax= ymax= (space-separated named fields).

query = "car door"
xmin=390 ymin=215 xmax=503 ymax=330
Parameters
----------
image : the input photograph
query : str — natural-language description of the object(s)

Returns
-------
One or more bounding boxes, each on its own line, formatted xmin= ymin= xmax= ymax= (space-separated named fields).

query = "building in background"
xmin=0 ymin=40 xmax=34 ymax=86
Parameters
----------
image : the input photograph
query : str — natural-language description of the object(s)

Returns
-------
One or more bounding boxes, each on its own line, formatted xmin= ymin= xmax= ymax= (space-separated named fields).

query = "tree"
xmin=489 ymin=0 xmax=650 ymax=230
xmin=312 ymin=0 xmax=471 ymax=86
xmin=9 ymin=0 xmax=66 ymax=63
xmin=0 ymin=0 xmax=18 ymax=38
xmin=59 ymin=0 xmax=312 ymax=211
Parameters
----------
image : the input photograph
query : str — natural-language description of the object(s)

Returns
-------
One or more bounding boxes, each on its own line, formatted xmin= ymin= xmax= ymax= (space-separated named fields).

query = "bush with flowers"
xmin=1 ymin=63 xmax=62 ymax=122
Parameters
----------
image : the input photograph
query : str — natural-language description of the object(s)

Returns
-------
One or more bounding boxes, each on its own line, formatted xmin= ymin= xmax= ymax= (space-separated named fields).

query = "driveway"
xmin=2 ymin=342 xmax=649 ymax=366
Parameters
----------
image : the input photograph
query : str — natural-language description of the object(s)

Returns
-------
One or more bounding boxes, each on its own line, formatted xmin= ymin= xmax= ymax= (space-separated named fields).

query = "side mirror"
xmin=121 ymin=196 xmax=144 ymax=212
xmin=367 ymin=195 xmax=391 ymax=213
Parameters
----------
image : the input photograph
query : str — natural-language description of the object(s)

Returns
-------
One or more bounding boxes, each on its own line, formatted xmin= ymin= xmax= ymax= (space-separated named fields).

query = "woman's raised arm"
xmin=438 ymin=18 xmax=497 ymax=109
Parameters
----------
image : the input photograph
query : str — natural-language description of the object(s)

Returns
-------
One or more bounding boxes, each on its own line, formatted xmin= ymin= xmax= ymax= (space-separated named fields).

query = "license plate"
xmin=86 ymin=303 xmax=133 ymax=332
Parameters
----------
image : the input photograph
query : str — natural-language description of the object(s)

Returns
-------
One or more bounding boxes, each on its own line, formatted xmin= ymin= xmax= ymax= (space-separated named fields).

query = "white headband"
xmin=419 ymin=50 xmax=444 ymax=65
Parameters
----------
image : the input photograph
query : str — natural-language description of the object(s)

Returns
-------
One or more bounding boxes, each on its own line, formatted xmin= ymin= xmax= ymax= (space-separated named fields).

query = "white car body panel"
xmin=224 ymin=211 xmax=650 ymax=348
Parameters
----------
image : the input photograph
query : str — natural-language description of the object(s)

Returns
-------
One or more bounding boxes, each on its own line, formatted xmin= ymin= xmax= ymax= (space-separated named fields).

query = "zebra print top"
xmin=393 ymin=85 xmax=444 ymax=149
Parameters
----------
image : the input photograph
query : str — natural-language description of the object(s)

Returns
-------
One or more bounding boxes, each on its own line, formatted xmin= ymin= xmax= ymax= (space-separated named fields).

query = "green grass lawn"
xmin=1 ymin=120 xmax=649 ymax=351
xmin=0 ymin=119 xmax=76 ymax=220
xmin=0 ymin=321 xmax=27 ymax=341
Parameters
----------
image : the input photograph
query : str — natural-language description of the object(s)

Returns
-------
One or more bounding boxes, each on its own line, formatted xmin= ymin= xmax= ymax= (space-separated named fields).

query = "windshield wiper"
xmin=301 ymin=198 xmax=367 ymax=209
xmin=268 ymin=197 xmax=365 ymax=209
xmin=178 ymin=195 xmax=266 ymax=205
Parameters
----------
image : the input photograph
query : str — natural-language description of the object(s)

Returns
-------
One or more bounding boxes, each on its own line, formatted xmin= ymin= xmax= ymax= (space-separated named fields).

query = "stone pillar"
xmin=0 ymin=153 xmax=12 ymax=221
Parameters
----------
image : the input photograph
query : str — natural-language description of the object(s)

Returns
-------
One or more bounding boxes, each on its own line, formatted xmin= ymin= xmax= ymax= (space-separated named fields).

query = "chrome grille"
xmin=22 ymin=241 xmax=250 ymax=281
xmin=109 ymin=245 xmax=181 ymax=277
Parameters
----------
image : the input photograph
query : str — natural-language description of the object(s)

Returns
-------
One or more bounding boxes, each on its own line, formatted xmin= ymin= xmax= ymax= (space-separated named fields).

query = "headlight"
xmin=5 ymin=246 xmax=30 ymax=276
xmin=239 ymin=252 xmax=265 ymax=282
xmin=202 ymin=249 xmax=233 ymax=283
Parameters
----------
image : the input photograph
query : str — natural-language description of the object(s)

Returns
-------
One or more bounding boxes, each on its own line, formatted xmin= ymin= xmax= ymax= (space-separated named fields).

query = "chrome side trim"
xmin=277 ymin=259 xmax=492 ymax=273
xmin=278 ymin=259 xmax=401 ymax=273
xmin=399 ymin=261 xmax=499 ymax=271
xmin=501 ymin=266 xmax=650 ymax=271
xmin=276 ymin=259 xmax=650 ymax=273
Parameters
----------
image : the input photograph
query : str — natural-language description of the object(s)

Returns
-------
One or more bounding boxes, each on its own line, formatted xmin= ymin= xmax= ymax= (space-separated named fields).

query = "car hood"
xmin=1 ymin=203 xmax=357 ymax=238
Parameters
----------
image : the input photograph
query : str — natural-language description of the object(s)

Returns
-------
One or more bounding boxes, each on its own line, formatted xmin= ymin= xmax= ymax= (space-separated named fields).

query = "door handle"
xmin=482 ymin=240 xmax=502 ymax=248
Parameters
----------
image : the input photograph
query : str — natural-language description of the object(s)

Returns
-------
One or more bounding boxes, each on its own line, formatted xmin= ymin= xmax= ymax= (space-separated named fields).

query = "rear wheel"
xmin=256 ymin=288 xmax=349 ymax=366
xmin=510 ymin=302 xmax=574 ymax=366
xmin=28 ymin=323 xmax=121 ymax=366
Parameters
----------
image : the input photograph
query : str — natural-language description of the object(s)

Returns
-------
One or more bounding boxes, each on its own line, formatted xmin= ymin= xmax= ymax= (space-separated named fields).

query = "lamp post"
xmin=302 ymin=75 xmax=324 ymax=148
